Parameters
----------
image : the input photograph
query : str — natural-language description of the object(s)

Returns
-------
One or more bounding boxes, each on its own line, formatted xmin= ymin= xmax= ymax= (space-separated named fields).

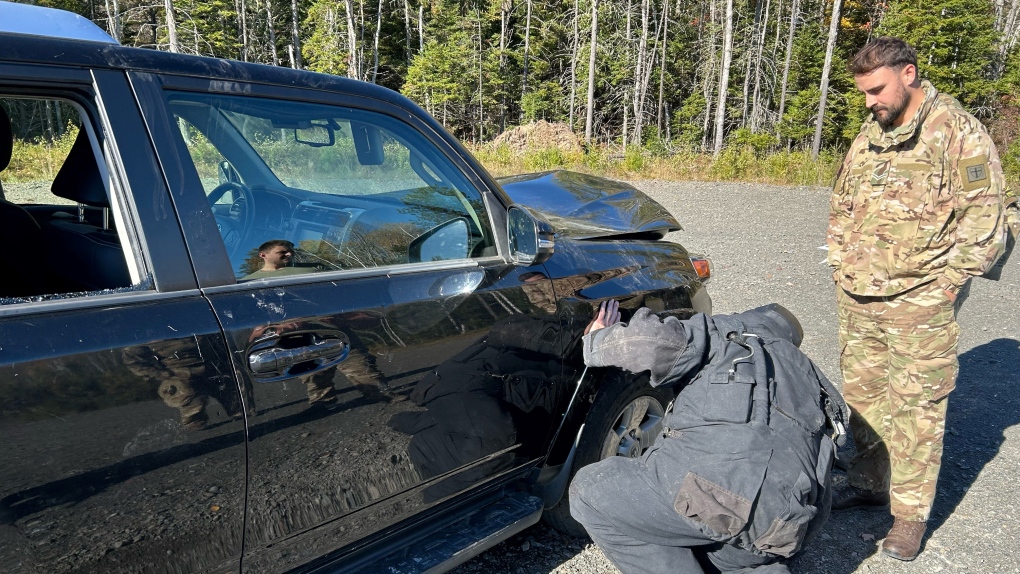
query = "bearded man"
xmin=827 ymin=36 xmax=1008 ymax=561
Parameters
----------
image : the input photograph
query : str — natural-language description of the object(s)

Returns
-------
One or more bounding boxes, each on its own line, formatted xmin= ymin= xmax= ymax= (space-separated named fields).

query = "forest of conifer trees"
xmin=15 ymin=0 xmax=1020 ymax=176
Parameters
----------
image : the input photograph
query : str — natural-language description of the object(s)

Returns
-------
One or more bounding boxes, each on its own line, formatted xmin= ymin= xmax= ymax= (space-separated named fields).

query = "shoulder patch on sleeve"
xmin=959 ymin=154 xmax=991 ymax=192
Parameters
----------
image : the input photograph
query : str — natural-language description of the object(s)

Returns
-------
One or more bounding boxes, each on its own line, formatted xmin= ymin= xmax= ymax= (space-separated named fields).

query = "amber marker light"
xmin=690 ymin=255 xmax=712 ymax=282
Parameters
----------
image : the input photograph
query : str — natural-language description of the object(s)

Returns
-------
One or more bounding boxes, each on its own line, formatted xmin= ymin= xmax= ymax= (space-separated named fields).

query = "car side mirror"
xmin=409 ymin=218 xmax=470 ymax=263
xmin=218 ymin=161 xmax=240 ymax=185
xmin=508 ymin=206 xmax=554 ymax=266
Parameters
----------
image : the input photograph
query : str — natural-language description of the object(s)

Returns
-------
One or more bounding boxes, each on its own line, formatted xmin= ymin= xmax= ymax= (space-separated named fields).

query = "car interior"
xmin=165 ymin=92 xmax=498 ymax=280
xmin=0 ymin=98 xmax=138 ymax=302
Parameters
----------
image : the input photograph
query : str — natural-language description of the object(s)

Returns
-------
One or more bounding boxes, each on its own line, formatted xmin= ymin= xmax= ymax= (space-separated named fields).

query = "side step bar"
xmin=346 ymin=491 xmax=544 ymax=574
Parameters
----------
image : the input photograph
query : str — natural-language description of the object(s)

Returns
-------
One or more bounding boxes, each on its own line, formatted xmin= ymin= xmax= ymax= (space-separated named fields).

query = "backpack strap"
xmin=816 ymin=370 xmax=849 ymax=447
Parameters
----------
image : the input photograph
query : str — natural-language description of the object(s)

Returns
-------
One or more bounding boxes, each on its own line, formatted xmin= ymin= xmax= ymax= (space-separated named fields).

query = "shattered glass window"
xmin=0 ymin=96 xmax=148 ymax=303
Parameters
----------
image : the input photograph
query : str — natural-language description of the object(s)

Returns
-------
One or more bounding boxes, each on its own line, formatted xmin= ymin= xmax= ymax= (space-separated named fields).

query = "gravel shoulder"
xmin=452 ymin=181 xmax=1020 ymax=574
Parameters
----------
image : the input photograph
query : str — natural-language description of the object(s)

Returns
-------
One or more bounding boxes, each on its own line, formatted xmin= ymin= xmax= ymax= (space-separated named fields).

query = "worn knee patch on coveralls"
xmin=838 ymin=283 xmax=957 ymax=521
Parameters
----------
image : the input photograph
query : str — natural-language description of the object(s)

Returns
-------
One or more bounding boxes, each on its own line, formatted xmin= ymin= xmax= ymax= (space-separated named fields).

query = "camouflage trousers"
xmin=837 ymin=281 xmax=961 ymax=522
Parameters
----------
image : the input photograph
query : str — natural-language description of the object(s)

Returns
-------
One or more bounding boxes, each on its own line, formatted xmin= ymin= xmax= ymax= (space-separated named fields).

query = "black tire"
xmin=542 ymin=371 xmax=673 ymax=537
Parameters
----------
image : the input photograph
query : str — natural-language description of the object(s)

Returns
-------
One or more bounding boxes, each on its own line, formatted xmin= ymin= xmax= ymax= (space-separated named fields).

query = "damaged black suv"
xmin=0 ymin=4 xmax=710 ymax=573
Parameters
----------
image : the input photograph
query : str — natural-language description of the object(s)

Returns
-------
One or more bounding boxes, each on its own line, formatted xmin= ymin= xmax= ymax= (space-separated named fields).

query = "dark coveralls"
xmin=569 ymin=306 xmax=848 ymax=574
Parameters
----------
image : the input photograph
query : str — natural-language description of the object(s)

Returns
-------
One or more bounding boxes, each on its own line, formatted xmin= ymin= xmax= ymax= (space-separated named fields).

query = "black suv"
xmin=0 ymin=4 xmax=710 ymax=573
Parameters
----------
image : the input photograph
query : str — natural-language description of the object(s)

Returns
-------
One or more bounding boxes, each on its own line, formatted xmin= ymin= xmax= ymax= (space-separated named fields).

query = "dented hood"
xmin=496 ymin=170 xmax=681 ymax=239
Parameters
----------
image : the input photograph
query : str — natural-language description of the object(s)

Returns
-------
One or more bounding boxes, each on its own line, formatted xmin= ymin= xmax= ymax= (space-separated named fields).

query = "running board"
xmin=351 ymin=491 xmax=544 ymax=574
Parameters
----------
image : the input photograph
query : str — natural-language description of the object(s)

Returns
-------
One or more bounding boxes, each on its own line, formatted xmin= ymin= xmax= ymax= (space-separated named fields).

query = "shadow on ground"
xmin=791 ymin=338 xmax=1020 ymax=573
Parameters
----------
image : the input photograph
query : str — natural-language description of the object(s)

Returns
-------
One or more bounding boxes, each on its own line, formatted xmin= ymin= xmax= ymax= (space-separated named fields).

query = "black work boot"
xmin=831 ymin=484 xmax=889 ymax=512
xmin=882 ymin=519 xmax=926 ymax=561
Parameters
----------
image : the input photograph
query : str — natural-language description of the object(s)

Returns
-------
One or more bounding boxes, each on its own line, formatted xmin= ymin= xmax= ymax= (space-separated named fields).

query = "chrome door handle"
xmin=248 ymin=337 xmax=349 ymax=375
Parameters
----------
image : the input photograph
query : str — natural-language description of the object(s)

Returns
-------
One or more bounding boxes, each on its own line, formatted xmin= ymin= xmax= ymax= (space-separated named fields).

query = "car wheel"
xmin=542 ymin=371 xmax=673 ymax=537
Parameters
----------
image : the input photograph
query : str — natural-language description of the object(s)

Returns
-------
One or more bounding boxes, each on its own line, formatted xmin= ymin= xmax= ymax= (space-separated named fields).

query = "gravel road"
xmin=451 ymin=181 xmax=1020 ymax=574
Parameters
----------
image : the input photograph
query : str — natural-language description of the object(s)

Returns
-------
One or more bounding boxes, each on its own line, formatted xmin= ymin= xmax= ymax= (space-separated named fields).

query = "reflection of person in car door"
xmin=124 ymin=339 xmax=252 ymax=430
xmin=242 ymin=240 xmax=307 ymax=280
xmin=248 ymin=322 xmax=340 ymax=407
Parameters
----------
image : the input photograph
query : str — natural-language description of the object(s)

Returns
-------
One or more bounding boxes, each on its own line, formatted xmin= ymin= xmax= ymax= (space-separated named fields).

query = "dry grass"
xmin=469 ymin=143 xmax=843 ymax=187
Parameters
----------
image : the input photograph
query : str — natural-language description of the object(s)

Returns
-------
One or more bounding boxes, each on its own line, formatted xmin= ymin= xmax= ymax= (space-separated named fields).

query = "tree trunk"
xmin=522 ymin=0 xmax=533 ymax=113
xmin=623 ymin=0 xmax=633 ymax=150
xmin=701 ymin=0 xmax=717 ymax=152
xmin=373 ymin=0 xmax=382 ymax=82
xmin=569 ymin=0 xmax=580 ymax=130
xmin=238 ymin=0 xmax=249 ymax=61
xmin=291 ymin=0 xmax=302 ymax=68
xmin=749 ymin=0 xmax=771 ymax=131
xmin=345 ymin=0 xmax=359 ymax=79
xmin=418 ymin=3 xmax=424 ymax=50
xmin=105 ymin=0 xmax=121 ymax=43
xmin=996 ymin=0 xmax=1020 ymax=77
xmin=632 ymin=0 xmax=650 ymax=145
xmin=359 ymin=0 xmax=366 ymax=79
xmin=740 ymin=0 xmax=763 ymax=128
xmin=499 ymin=0 xmax=510 ymax=132
xmin=812 ymin=0 xmax=842 ymax=159
xmin=657 ymin=0 xmax=668 ymax=135
xmin=404 ymin=0 xmax=411 ymax=62
xmin=585 ymin=0 xmax=598 ymax=144
xmin=265 ymin=0 xmax=279 ymax=66
xmin=712 ymin=0 xmax=734 ymax=156
xmin=477 ymin=8 xmax=484 ymax=142
xmin=164 ymin=0 xmax=180 ymax=53
xmin=777 ymin=0 xmax=799 ymax=128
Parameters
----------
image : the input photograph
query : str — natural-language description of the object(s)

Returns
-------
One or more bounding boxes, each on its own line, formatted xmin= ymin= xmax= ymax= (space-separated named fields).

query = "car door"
xmin=131 ymin=73 xmax=570 ymax=573
xmin=0 ymin=67 xmax=246 ymax=573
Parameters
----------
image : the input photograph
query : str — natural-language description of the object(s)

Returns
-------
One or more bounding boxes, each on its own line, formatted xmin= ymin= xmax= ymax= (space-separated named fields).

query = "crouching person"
xmin=569 ymin=300 xmax=848 ymax=574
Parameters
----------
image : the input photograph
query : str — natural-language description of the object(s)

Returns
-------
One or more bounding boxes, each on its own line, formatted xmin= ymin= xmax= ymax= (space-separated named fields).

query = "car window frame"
xmin=0 ymin=64 xmax=196 ymax=315
xmin=143 ymin=73 xmax=510 ymax=291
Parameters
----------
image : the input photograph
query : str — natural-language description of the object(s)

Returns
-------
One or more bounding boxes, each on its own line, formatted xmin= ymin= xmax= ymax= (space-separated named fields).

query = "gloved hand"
xmin=585 ymin=299 xmax=621 ymax=335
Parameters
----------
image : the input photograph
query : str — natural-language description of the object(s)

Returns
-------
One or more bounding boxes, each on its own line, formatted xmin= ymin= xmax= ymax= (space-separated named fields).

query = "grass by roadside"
xmin=4 ymin=130 xmax=78 ymax=184
xmin=468 ymin=143 xmax=844 ymax=186
xmin=9 ymin=135 xmax=1017 ymax=191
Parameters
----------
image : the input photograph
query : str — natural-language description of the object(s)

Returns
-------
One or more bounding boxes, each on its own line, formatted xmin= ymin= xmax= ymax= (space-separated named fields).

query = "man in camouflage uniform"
xmin=827 ymin=37 xmax=1008 ymax=561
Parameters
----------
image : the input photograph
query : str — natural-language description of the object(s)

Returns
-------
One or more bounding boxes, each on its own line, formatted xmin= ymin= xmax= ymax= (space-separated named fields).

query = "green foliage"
xmin=4 ymin=126 xmax=78 ymax=183
xmin=27 ymin=0 xmax=1020 ymax=163
xmin=672 ymin=92 xmax=707 ymax=148
xmin=1002 ymin=139 xmax=1020 ymax=186
xmin=303 ymin=0 xmax=351 ymax=76
xmin=522 ymin=147 xmax=569 ymax=171
xmin=173 ymin=0 xmax=242 ymax=58
xmin=879 ymin=0 xmax=999 ymax=111
xmin=622 ymin=147 xmax=645 ymax=172
xmin=521 ymin=81 xmax=565 ymax=123
xmin=729 ymin=128 xmax=778 ymax=155
xmin=778 ymin=86 xmax=821 ymax=145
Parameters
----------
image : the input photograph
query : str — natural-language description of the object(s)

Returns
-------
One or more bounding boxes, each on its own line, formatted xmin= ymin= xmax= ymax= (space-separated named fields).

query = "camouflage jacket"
xmin=827 ymin=81 xmax=1007 ymax=297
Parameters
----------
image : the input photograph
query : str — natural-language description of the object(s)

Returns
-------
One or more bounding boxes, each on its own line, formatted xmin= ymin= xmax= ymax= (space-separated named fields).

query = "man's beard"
xmin=871 ymin=83 xmax=910 ymax=129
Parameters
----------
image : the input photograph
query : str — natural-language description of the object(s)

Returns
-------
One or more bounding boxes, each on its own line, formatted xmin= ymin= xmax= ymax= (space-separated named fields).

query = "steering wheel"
xmin=208 ymin=181 xmax=256 ymax=259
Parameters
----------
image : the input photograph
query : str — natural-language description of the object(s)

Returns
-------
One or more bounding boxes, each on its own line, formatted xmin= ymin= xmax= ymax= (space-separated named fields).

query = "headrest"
xmin=51 ymin=128 xmax=109 ymax=208
xmin=0 ymin=106 xmax=12 ymax=172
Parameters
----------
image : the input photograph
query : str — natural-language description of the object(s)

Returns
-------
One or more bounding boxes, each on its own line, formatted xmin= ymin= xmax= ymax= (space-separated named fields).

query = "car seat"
xmin=45 ymin=127 xmax=131 ymax=292
xmin=0 ymin=106 xmax=50 ymax=298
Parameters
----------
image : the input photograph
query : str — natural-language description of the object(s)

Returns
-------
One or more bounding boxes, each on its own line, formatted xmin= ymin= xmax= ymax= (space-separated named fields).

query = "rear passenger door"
xmin=0 ymin=66 xmax=246 ymax=573
xmin=133 ymin=73 xmax=568 ymax=572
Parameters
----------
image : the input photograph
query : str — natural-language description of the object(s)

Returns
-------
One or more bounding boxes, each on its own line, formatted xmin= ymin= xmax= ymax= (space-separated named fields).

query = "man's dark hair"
xmin=258 ymin=239 xmax=294 ymax=254
xmin=848 ymin=37 xmax=918 ymax=75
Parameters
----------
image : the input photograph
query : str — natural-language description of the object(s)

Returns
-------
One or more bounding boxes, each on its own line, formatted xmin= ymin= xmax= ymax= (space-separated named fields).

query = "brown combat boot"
xmin=882 ymin=519 xmax=926 ymax=561
xmin=831 ymin=485 xmax=889 ymax=512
